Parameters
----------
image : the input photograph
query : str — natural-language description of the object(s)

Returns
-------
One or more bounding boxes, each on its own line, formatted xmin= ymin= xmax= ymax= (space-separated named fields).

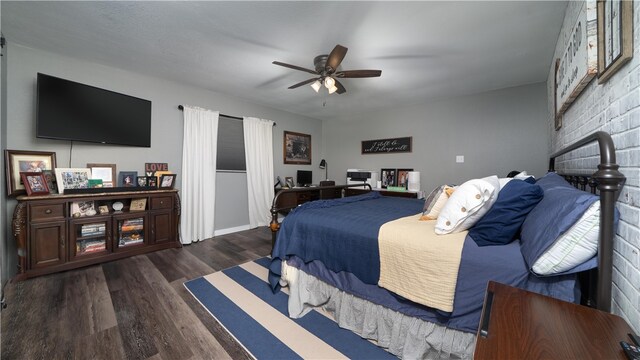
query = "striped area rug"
xmin=184 ymin=257 xmax=394 ymax=359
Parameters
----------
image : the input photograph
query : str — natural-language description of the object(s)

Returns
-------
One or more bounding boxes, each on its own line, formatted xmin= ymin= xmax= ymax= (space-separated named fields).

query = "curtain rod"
xmin=178 ymin=105 xmax=276 ymax=126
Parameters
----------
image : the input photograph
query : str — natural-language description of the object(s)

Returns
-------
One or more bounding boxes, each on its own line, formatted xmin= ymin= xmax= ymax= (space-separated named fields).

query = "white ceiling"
xmin=2 ymin=1 xmax=567 ymax=121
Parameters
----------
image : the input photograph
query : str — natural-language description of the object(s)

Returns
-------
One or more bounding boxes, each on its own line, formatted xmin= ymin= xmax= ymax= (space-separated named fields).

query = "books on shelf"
xmin=76 ymin=239 xmax=106 ymax=254
xmin=119 ymin=237 xmax=144 ymax=246
xmin=80 ymin=223 xmax=106 ymax=237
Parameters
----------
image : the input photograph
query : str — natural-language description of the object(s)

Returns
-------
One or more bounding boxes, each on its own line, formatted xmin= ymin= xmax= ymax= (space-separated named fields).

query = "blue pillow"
xmin=469 ymin=179 xmax=543 ymax=246
xmin=520 ymin=173 xmax=599 ymax=272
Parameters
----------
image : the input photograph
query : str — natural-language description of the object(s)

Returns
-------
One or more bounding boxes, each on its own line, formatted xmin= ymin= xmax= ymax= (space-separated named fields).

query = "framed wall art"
xmin=597 ymin=0 xmax=633 ymax=83
xmin=55 ymin=168 xmax=92 ymax=194
xmin=362 ymin=137 xmax=412 ymax=154
xmin=4 ymin=149 xmax=57 ymax=196
xmin=20 ymin=172 xmax=50 ymax=196
xmin=283 ymin=131 xmax=311 ymax=165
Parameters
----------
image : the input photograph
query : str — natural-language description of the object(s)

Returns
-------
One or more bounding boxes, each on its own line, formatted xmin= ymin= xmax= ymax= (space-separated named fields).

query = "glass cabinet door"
xmin=70 ymin=219 xmax=110 ymax=259
xmin=116 ymin=216 xmax=146 ymax=249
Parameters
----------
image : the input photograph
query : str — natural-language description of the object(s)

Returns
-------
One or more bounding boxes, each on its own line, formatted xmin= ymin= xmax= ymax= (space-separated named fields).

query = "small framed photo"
xmin=5 ymin=150 xmax=57 ymax=196
xmin=87 ymin=163 xmax=116 ymax=188
xmin=137 ymin=176 xmax=148 ymax=187
xmin=20 ymin=172 xmax=50 ymax=196
xmin=130 ymin=198 xmax=147 ymax=211
xmin=55 ymin=168 xmax=92 ymax=194
xmin=98 ymin=205 xmax=110 ymax=215
xmin=396 ymin=168 xmax=414 ymax=189
xmin=147 ymin=176 xmax=158 ymax=188
xmin=118 ymin=171 xmax=138 ymax=187
xmin=285 ymin=176 xmax=294 ymax=189
xmin=283 ymin=131 xmax=312 ymax=165
xmin=88 ymin=179 xmax=103 ymax=188
xmin=42 ymin=170 xmax=58 ymax=194
xmin=71 ymin=200 xmax=96 ymax=217
xmin=381 ymin=168 xmax=396 ymax=188
xmin=159 ymin=174 xmax=176 ymax=189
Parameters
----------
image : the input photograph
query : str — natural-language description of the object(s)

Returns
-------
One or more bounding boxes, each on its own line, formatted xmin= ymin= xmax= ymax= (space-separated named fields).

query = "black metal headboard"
xmin=548 ymin=131 xmax=626 ymax=312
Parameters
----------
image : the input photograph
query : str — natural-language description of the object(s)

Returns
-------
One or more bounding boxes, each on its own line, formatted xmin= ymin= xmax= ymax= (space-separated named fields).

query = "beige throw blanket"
xmin=378 ymin=214 xmax=467 ymax=312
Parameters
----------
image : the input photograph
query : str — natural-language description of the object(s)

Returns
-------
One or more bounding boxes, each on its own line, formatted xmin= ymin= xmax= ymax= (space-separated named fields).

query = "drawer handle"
xmin=160 ymin=201 xmax=164 ymax=205
xmin=45 ymin=209 xmax=52 ymax=214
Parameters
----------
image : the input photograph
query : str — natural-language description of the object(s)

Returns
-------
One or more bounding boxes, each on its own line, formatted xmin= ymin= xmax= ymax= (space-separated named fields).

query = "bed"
xmin=268 ymin=131 xmax=626 ymax=359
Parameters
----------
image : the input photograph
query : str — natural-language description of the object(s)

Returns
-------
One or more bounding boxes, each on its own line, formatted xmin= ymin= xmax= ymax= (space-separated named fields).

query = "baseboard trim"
xmin=214 ymin=225 xmax=251 ymax=236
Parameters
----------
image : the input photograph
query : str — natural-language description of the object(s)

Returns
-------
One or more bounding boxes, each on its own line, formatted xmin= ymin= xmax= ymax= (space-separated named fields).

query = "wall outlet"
xmin=456 ymin=155 xmax=464 ymax=163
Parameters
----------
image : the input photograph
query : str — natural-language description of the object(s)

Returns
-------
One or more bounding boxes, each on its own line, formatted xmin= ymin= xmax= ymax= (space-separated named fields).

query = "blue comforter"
xmin=269 ymin=192 xmax=424 ymax=290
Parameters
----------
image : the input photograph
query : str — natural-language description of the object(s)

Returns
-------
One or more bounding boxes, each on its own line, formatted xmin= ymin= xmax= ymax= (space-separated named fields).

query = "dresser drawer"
xmin=150 ymin=196 xmax=173 ymax=210
xmin=30 ymin=203 xmax=65 ymax=222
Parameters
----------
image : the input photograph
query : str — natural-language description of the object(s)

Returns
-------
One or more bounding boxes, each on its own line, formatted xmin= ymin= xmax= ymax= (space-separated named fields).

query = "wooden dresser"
xmin=474 ymin=281 xmax=635 ymax=359
xmin=12 ymin=189 xmax=181 ymax=280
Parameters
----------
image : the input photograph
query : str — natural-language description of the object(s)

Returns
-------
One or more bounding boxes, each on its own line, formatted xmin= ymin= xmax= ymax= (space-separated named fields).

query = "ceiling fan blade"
xmin=334 ymin=79 xmax=346 ymax=94
xmin=335 ymin=69 xmax=382 ymax=78
xmin=272 ymin=61 xmax=318 ymax=75
xmin=325 ymin=45 xmax=348 ymax=73
xmin=288 ymin=77 xmax=320 ymax=89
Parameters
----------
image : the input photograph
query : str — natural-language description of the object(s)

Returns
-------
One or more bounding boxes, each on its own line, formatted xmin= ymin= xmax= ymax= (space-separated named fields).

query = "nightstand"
xmin=474 ymin=281 xmax=635 ymax=359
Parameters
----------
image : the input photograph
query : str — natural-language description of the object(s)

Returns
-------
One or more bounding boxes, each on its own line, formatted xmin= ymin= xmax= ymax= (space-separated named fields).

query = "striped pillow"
xmin=420 ymin=185 xmax=454 ymax=221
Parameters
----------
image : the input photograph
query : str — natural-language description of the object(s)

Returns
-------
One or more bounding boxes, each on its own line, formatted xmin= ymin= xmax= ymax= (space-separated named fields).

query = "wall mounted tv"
xmin=36 ymin=73 xmax=152 ymax=147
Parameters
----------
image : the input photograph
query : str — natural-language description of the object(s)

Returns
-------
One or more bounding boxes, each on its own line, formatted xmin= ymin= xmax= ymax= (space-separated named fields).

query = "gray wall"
xmin=324 ymin=83 xmax=549 ymax=192
xmin=3 ymin=42 xmax=323 ymax=277
xmin=545 ymin=1 xmax=640 ymax=333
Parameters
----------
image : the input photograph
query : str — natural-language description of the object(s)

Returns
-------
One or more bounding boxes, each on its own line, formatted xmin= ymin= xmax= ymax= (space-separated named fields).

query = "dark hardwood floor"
xmin=1 ymin=227 xmax=273 ymax=360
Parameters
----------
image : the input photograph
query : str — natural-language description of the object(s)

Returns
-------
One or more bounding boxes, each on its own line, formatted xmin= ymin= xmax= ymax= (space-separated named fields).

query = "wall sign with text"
xmin=554 ymin=0 xmax=598 ymax=130
xmin=361 ymin=137 xmax=412 ymax=154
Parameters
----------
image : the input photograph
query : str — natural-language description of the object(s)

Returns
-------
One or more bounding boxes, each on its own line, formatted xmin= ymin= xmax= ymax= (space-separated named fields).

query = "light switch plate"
xmin=456 ymin=155 xmax=464 ymax=163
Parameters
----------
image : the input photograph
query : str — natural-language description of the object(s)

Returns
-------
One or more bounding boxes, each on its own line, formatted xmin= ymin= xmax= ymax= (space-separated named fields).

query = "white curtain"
xmin=243 ymin=117 xmax=275 ymax=227
xmin=180 ymin=106 xmax=219 ymax=244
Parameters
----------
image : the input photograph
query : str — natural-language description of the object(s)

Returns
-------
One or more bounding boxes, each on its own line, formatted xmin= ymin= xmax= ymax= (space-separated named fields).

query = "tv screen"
xmin=36 ymin=73 xmax=152 ymax=147
xmin=297 ymin=170 xmax=312 ymax=186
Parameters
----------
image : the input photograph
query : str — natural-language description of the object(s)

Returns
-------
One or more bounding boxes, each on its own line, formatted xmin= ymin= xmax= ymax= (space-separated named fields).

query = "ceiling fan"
xmin=273 ymin=44 xmax=382 ymax=95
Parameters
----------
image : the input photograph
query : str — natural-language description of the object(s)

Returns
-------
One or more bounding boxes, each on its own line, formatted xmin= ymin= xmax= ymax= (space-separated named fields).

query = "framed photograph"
xmin=55 ymin=168 xmax=92 ymax=194
xmin=396 ymin=168 xmax=414 ymax=189
xmin=42 ymin=170 xmax=58 ymax=194
xmin=597 ymin=0 xmax=633 ymax=83
xmin=118 ymin=171 xmax=137 ymax=187
xmin=159 ymin=174 xmax=176 ymax=189
xmin=5 ymin=150 xmax=57 ymax=196
xmin=20 ymin=172 xmax=50 ymax=196
xmin=98 ymin=205 xmax=110 ymax=215
xmin=87 ymin=163 xmax=116 ymax=188
xmin=147 ymin=176 xmax=158 ymax=188
xmin=283 ymin=131 xmax=311 ymax=165
xmin=130 ymin=198 xmax=147 ymax=211
xmin=71 ymin=200 xmax=96 ymax=217
xmin=137 ymin=176 xmax=148 ymax=187
xmin=381 ymin=168 xmax=396 ymax=188
xmin=285 ymin=176 xmax=294 ymax=189
xmin=154 ymin=171 xmax=172 ymax=181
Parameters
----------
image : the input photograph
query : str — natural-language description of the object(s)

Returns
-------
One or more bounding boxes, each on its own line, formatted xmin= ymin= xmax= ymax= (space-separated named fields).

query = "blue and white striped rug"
xmin=184 ymin=257 xmax=394 ymax=359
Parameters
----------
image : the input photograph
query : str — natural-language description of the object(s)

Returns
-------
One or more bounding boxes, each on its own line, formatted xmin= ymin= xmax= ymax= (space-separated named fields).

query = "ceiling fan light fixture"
xmin=328 ymin=85 xmax=338 ymax=94
xmin=324 ymin=77 xmax=335 ymax=89
xmin=310 ymin=80 xmax=321 ymax=92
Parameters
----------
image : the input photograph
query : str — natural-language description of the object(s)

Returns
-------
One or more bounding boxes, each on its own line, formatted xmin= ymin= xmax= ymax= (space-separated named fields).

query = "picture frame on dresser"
xmin=20 ymin=172 xmax=50 ymax=196
xmin=118 ymin=171 xmax=137 ymax=187
xmin=381 ymin=168 xmax=396 ymax=188
xmin=55 ymin=168 xmax=92 ymax=194
xmin=4 ymin=149 xmax=57 ymax=196
xmin=87 ymin=163 xmax=117 ymax=188
xmin=396 ymin=168 xmax=413 ymax=189
xmin=159 ymin=174 xmax=177 ymax=189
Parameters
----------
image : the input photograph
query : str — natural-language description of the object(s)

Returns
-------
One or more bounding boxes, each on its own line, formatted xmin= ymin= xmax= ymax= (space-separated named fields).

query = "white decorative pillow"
xmin=531 ymin=201 xmax=600 ymax=275
xmin=435 ymin=175 xmax=499 ymax=234
xmin=514 ymin=171 xmax=534 ymax=181
xmin=498 ymin=177 xmax=513 ymax=190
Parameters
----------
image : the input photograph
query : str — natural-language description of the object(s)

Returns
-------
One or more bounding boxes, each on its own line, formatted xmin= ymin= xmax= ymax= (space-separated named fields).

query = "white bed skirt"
xmin=281 ymin=261 xmax=476 ymax=359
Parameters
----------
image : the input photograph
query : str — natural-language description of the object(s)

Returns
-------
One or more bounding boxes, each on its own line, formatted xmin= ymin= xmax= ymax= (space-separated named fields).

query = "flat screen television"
xmin=297 ymin=170 xmax=312 ymax=186
xmin=36 ymin=73 xmax=152 ymax=147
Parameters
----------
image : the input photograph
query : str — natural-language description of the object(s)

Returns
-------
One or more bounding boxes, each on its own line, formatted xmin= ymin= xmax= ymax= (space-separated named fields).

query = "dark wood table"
xmin=474 ymin=281 xmax=635 ymax=359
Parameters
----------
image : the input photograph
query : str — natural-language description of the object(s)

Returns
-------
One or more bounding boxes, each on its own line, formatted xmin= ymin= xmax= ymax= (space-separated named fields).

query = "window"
xmin=216 ymin=115 xmax=246 ymax=171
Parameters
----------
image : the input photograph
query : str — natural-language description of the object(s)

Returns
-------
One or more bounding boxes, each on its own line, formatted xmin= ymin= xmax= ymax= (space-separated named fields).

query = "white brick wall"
xmin=547 ymin=1 xmax=640 ymax=332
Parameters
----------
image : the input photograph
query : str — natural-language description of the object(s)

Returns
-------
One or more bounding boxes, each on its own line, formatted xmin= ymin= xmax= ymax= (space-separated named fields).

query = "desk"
xmin=474 ymin=281 xmax=634 ymax=359
xmin=345 ymin=188 xmax=420 ymax=198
